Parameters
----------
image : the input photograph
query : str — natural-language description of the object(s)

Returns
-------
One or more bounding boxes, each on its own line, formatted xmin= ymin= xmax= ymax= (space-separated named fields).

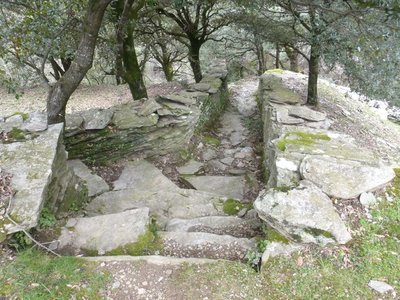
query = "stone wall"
xmin=255 ymin=70 xmax=395 ymax=245
xmin=65 ymin=69 xmax=228 ymax=164
xmin=0 ymin=115 xmax=88 ymax=242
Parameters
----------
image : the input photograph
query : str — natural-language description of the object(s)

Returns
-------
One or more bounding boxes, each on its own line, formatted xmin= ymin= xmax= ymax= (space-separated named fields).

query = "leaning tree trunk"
xmin=307 ymin=44 xmax=320 ymax=106
xmin=275 ymin=43 xmax=280 ymax=69
xmin=189 ymin=41 xmax=202 ymax=83
xmin=47 ymin=0 xmax=111 ymax=124
xmin=122 ymin=22 xmax=148 ymax=99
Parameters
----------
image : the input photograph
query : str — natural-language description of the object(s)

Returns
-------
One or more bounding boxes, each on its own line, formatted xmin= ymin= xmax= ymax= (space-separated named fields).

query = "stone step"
xmin=56 ymin=208 xmax=150 ymax=256
xmin=160 ymin=231 xmax=255 ymax=261
xmin=85 ymin=189 xmax=230 ymax=227
xmin=180 ymin=175 xmax=245 ymax=200
xmin=84 ymin=255 xmax=217 ymax=265
xmin=67 ymin=159 xmax=109 ymax=197
xmin=113 ymin=159 xmax=179 ymax=191
xmin=165 ymin=216 xmax=262 ymax=238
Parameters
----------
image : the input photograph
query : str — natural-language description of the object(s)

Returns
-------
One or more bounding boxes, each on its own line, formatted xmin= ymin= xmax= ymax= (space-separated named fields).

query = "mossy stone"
xmin=276 ymin=131 xmax=331 ymax=151
xmin=223 ymin=199 xmax=253 ymax=216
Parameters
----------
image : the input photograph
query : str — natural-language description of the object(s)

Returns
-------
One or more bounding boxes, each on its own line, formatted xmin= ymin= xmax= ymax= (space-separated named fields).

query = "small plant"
xmin=8 ymin=231 xmax=33 ymax=251
xmin=246 ymin=239 xmax=269 ymax=272
xmin=38 ymin=208 xmax=57 ymax=229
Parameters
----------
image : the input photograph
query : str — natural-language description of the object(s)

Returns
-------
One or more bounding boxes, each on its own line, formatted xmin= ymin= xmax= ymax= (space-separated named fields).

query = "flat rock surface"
xmin=228 ymin=77 xmax=259 ymax=116
xmin=160 ymin=231 xmax=255 ymax=260
xmin=58 ymin=208 xmax=150 ymax=255
xmin=182 ymin=175 xmax=245 ymax=200
xmin=287 ymin=105 xmax=327 ymax=122
xmin=261 ymin=242 xmax=304 ymax=265
xmin=81 ymin=108 xmax=113 ymax=130
xmin=177 ymin=160 xmax=204 ymax=175
xmin=254 ymin=181 xmax=352 ymax=245
xmin=300 ymin=155 xmax=395 ymax=199
xmin=165 ymin=216 xmax=261 ymax=238
xmin=67 ymin=159 xmax=109 ymax=197
xmin=86 ymin=189 xmax=226 ymax=226
xmin=113 ymin=160 xmax=179 ymax=191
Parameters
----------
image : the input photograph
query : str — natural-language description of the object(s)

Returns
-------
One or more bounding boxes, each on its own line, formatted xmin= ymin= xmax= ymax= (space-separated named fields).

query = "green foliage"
xmin=245 ymin=239 xmax=268 ymax=271
xmin=8 ymin=231 xmax=33 ymax=251
xmin=0 ymin=249 xmax=108 ymax=299
xmin=202 ymin=135 xmax=220 ymax=146
xmin=38 ymin=208 xmax=57 ymax=229
xmin=276 ymin=131 xmax=331 ymax=151
xmin=6 ymin=127 xmax=26 ymax=141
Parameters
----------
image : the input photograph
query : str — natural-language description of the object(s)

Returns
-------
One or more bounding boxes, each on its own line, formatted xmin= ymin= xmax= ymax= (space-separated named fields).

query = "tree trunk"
xmin=284 ymin=45 xmax=300 ymax=73
xmin=275 ymin=43 xmax=280 ymax=69
xmin=47 ymin=0 xmax=111 ymax=124
xmin=189 ymin=41 xmax=202 ymax=83
xmin=162 ymin=60 xmax=174 ymax=82
xmin=122 ymin=22 xmax=148 ymax=99
xmin=307 ymin=44 xmax=320 ymax=106
xmin=255 ymin=33 xmax=266 ymax=75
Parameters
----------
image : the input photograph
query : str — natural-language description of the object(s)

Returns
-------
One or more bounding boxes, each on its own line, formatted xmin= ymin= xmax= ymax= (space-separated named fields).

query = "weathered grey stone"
xmin=207 ymin=160 xmax=227 ymax=171
xmin=220 ymin=157 xmax=234 ymax=165
xmin=203 ymin=148 xmax=218 ymax=161
xmin=228 ymin=169 xmax=247 ymax=176
xmin=85 ymin=189 xmax=226 ymax=227
xmin=58 ymin=208 xmax=150 ymax=255
xmin=0 ymin=124 xmax=87 ymax=239
xmin=113 ymin=160 xmax=178 ymax=191
xmin=368 ymin=280 xmax=394 ymax=294
xmin=81 ymin=108 xmax=114 ymax=130
xmin=287 ymin=106 xmax=327 ymax=122
xmin=275 ymin=106 xmax=305 ymax=125
xmin=65 ymin=114 xmax=84 ymax=132
xmin=112 ymin=110 xmax=158 ymax=129
xmin=177 ymin=160 xmax=204 ymax=175
xmin=159 ymin=94 xmax=196 ymax=106
xmin=5 ymin=114 xmax=24 ymax=123
xmin=300 ymin=155 xmax=395 ymax=199
xmin=138 ymin=98 xmax=162 ymax=116
xmin=261 ymin=242 xmax=304 ymax=265
xmin=181 ymin=175 xmax=245 ymax=200
xmin=67 ymin=159 xmax=109 ymax=197
xmin=22 ymin=112 xmax=48 ymax=132
xmin=188 ymin=83 xmax=211 ymax=92
xmin=160 ymin=101 xmax=192 ymax=116
xmin=260 ymin=73 xmax=303 ymax=105
xmin=160 ymin=231 xmax=255 ymax=260
xmin=166 ymin=216 xmax=261 ymax=238
xmin=254 ymin=181 xmax=352 ymax=245
xmin=359 ymin=192 xmax=378 ymax=208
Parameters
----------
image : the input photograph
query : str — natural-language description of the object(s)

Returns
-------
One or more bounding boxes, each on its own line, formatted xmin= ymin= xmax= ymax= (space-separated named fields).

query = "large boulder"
xmin=0 ymin=123 xmax=88 ymax=241
xmin=254 ymin=181 xmax=352 ymax=245
xmin=300 ymin=155 xmax=395 ymax=199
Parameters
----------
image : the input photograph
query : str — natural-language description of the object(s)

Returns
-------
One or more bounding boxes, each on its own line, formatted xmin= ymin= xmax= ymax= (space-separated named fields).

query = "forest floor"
xmin=1 ymin=76 xmax=400 ymax=299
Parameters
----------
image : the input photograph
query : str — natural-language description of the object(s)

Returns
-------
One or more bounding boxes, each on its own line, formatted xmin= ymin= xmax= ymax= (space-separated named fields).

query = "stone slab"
xmin=58 ymin=208 xmax=150 ymax=255
xmin=300 ymin=155 xmax=395 ymax=199
xmin=113 ymin=160 xmax=179 ymax=191
xmin=67 ymin=159 xmax=109 ymax=197
xmin=254 ymin=181 xmax=352 ymax=245
xmin=181 ymin=175 xmax=245 ymax=200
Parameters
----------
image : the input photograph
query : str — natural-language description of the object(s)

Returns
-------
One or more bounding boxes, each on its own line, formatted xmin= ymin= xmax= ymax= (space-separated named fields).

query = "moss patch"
xmin=9 ymin=112 xmax=29 ymax=121
xmin=263 ymin=226 xmax=290 ymax=244
xmin=276 ymin=131 xmax=331 ymax=151
xmin=304 ymin=227 xmax=334 ymax=239
xmin=106 ymin=228 xmax=163 ymax=256
xmin=7 ymin=127 xmax=26 ymax=141
xmin=203 ymin=135 xmax=220 ymax=146
xmin=223 ymin=199 xmax=253 ymax=215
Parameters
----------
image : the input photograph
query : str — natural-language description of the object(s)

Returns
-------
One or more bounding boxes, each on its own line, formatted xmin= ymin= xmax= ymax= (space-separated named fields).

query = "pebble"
xmin=368 ymin=280 xmax=394 ymax=294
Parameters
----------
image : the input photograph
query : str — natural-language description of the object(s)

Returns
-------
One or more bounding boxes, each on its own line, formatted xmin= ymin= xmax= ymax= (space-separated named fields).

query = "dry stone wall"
xmin=255 ymin=70 xmax=395 ymax=245
xmin=65 ymin=69 xmax=228 ymax=164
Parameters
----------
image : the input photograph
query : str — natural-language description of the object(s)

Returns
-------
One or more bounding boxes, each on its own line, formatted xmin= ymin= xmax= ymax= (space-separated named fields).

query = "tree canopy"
xmin=1 ymin=0 xmax=399 ymax=123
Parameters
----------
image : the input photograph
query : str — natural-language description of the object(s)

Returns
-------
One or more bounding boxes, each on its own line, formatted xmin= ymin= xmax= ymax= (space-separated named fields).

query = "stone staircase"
xmin=56 ymin=159 xmax=260 ymax=261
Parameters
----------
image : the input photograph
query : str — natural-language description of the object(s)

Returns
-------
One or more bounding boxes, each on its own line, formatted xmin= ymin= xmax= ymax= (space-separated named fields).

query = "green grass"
xmin=222 ymin=198 xmax=253 ymax=215
xmin=0 ymin=249 xmax=108 ymax=299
